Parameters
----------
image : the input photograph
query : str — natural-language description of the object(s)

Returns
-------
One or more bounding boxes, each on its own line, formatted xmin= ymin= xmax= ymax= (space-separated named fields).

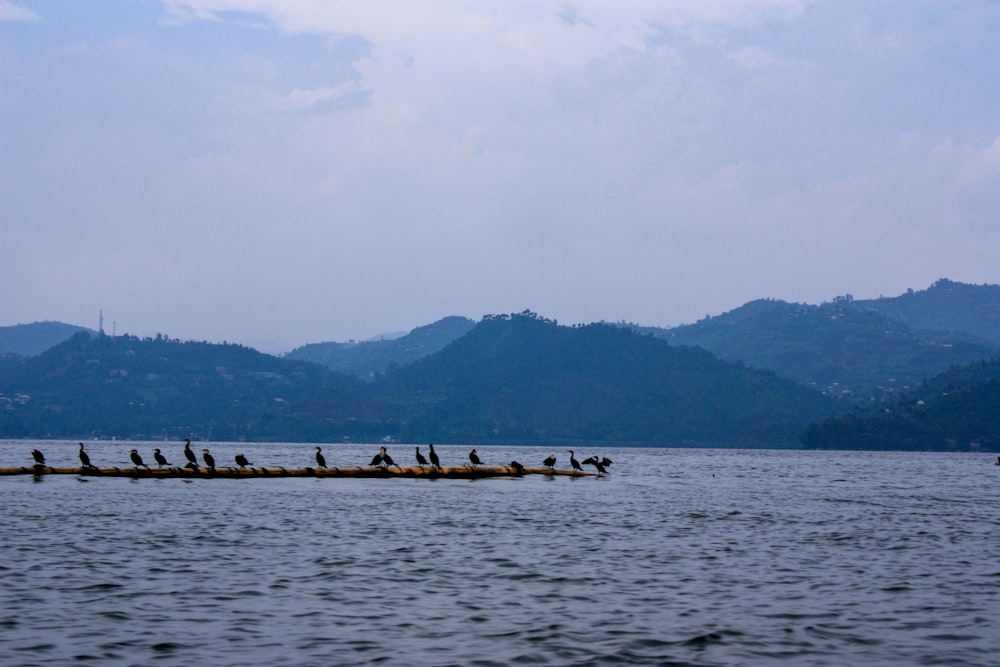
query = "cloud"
xmin=0 ymin=0 xmax=39 ymax=21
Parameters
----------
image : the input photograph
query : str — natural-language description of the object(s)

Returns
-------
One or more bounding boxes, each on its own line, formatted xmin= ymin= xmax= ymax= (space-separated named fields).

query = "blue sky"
xmin=1 ymin=0 xmax=998 ymax=353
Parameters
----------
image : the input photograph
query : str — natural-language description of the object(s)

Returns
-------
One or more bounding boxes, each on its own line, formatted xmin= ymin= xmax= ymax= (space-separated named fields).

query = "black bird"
xmin=31 ymin=449 xmax=45 ymax=466
xmin=130 ymin=449 xmax=150 ymax=470
xmin=428 ymin=443 xmax=441 ymax=469
xmin=568 ymin=450 xmax=582 ymax=472
xmin=415 ymin=446 xmax=428 ymax=468
xmin=582 ymin=456 xmax=606 ymax=476
xmin=542 ymin=454 xmax=556 ymax=469
xmin=468 ymin=448 xmax=482 ymax=467
xmin=183 ymin=439 xmax=197 ymax=466
xmin=78 ymin=442 xmax=94 ymax=469
xmin=153 ymin=448 xmax=170 ymax=467
xmin=600 ymin=456 xmax=613 ymax=468
xmin=234 ymin=453 xmax=251 ymax=469
xmin=509 ymin=460 xmax=525 ymax=475
xmin=381 ymin=447 xmax=399 ymax=469
xmin=369 ymin=447 xmax=385 ymax=468
xmin=202 ymin=448 xmax=216 ymax=470
xmin=315 ymin=446 xmax=326 ymax=468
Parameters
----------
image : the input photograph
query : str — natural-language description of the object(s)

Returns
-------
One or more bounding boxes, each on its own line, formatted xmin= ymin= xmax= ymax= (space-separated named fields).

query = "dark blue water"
xmin=1 ymin=441 xmax=998 ymax=666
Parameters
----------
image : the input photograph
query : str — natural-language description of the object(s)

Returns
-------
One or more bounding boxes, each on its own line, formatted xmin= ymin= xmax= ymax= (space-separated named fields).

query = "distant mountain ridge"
xmin=0 ymin=321 xmax=95 ymax=357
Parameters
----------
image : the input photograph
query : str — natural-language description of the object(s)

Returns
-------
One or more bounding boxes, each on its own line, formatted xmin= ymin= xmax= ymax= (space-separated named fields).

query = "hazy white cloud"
xmin=0 ymin=0 xmax=38 ymax=21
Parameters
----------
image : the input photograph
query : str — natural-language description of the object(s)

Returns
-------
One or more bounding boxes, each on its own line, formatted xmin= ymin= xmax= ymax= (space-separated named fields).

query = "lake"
xmin=1 ymin=441 xmax=998 ymax=666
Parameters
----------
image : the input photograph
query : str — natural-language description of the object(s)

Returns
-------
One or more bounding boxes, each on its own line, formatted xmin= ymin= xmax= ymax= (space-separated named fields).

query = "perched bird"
xmin=582 ymin=456 xmax=606 ymax=476
xmin=183 ymin=439 xmax=197 ymax=467
xmin=509 ymin=460 xmax=525 ymax=475
xmin=369 ymin=447 xmax=385 ymax=468
xmin=202 ymin=449 xmax=216 ymax=471
xmin=234 ymin=453 xmax=251 ymax=469
xmin=153 ymin=448 xmax=170 ymax=467
xmin=78 ymin=442 xmax=94 ymax=469
xmin=415 ymin=446 xmax=428 ymax=468
xmin=381 ymin=447 xmax=398 ymax=469
xmin=568 ymin=450 xmax=582 ymax=472
xmin=315 ymin=446 xmax=326 ymax=468
xmin=31 ymin=449 xmax=45 ymax=466
xmin=469 ymin=448 xmax=482 ymax=467
xmin=600 ymin=456 xmax=613 ymax=468
xmin=428 ymin=443 xmax=441 ymax=469
xmin=130 ymin=449 xmax=150 ymax=470
xmin=542 ymin=454 xmax=556 ymax=469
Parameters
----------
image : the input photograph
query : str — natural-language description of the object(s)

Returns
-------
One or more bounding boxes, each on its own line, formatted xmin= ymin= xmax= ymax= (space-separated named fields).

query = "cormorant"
xmin=78 ymin=442 xmax=94 ymax=469
xmin=369 ymin=447 xmax=385 ymax=468
xmin=542 ymin=454 xmax=556 ymax=469
xmin=469 ymin=448 xmax=482 ymax=467
xmin=582 ymin=456 xmax=606 ymax=475
xmin=130 ymin=449 xmax=150 ymax=470
xmin=381 ymin=447 xmax=399 ymax=469
xmin=202 ymin=449 xmax=216 ymax=471
xmin=600 ymin=456 xmax=613 ymax=468
xmin=153 ymin=448 xmax=170 ymax=467
xmin=315 ymin=446 xmax=326 ymax=468
xmin=509 ymin=460 xmax=525 ymax=475
xmin=568 ymin=450 xmax=582 ymax=472
xmin=183 ymin=439 xmax=198 ymax=468
xmin=234 ymin=453 xmax=251 ymax=469
xmin=415 ymin=446 xmax=428 ymax=467
xmin=428 ymin=443 xmax=441 ymax=469
xmin=31 ymin=449 xmax=45 ymax=466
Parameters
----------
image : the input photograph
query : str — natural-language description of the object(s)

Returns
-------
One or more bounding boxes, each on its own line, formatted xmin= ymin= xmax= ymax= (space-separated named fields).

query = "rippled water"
xmin=1 ymin=441 xmax=998 ymax=666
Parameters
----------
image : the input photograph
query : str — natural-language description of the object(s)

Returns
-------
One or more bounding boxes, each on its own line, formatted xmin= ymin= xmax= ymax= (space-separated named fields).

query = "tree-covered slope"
xmin=0 ymin=321 xmax=95 ymax=357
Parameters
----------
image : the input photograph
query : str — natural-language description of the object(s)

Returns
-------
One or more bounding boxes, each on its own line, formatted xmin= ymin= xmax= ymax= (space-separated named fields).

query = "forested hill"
xmin=285 ymin=316 xmax=475 ymax=377
xmin=0 ymin=321 xmax=95 ymax=357
xmin=800 ymin=358 xmax=1000 ymax=452
xmin=372 ymin=312 xmax=838 ymax=446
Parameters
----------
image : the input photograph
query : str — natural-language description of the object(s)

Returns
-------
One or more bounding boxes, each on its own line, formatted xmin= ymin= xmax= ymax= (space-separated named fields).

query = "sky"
xmin=1 ymin=1 xmax=998 ymax=354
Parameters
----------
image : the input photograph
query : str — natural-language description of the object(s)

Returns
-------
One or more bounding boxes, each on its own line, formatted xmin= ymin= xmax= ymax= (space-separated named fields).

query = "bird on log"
xmin=380 ymin=447 xmax=399 ymax=469
xmin=542 ymin=454 xmax=556 ymax=469
xmin=130 ymin=449 xmax=151 ymax=470
xmin=415 ymin=446 xmax=428 ymax=468
xmin=428 ymin=443 xmax=441 ymax=469
xmin=31 ymin=449 xmax=45 ymax=466
xmin=202 ymin=449 xmax=216 ymax=471
xmin=568 ymin=450 xmax=582 ymax=472
xmin=509 ymin=460 xmax=525 ymax=475
xmin=234 ymin=453 xmax=251 ymax=469
xmin=79 ymin=442 xmax=95 ymax=469
xmin=183 ymin=439 xmax=197 ymax=468
xmin=581 ymin=456 xmax=607 ymax=476
xmin=469 ymin=448 xmax=482 ymax=467
xmin=315 ymin=447 xmax=326 ymax=468
xmin=369 ymin=447 xmax=385 ymax=467
xmin=153 ymin=448 xmax=170 ymax=468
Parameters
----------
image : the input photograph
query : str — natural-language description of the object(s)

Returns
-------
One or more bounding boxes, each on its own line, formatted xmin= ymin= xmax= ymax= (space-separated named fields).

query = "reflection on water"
xmin=1 ymin=442 xmax=999 ymax=666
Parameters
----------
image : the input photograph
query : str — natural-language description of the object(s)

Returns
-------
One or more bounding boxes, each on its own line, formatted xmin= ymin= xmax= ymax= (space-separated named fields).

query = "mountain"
xmin=0 ymin=321 xmax=95 ymax=357
xmin=800 ymin=358 xmax=1000 ymax=452
xmin=647 ymin=282 xmax=999 ymax=401
xmin=371 ymin=312 xmax=838 ymax=446
xmin=285 ymin=316 xmax=475 ymax=378
xmin=850 ymin=278 xmax=1000 ymax=344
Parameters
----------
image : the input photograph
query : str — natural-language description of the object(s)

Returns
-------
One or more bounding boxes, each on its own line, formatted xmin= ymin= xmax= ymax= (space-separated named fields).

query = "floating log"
xmin=0 ymin=464 xmax=593 ymax=479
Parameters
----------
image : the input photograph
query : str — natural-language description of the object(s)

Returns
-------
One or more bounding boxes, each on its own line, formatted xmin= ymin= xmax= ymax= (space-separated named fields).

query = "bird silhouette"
xmin=130 ymin=449 xmax=150 ymax=470
xmin=582 ymin=456 xmax=606 ymax=475
xmin=509 ymin=460 xmax=525 ymax=475
xmin=78 ymin=442 xmax=94 ymax=469
xmin=415 ymin=446 xmax=428 ymax=467
xmin=369 ymin=447 xmax=385 ymax=467
xmin=468 ymin=448 xmax=482 ymax=467
xmin=542 ymin=454 xmax=556 ymax=469
xmin=381 ymin=447 xmax=399 ymax=469
xmin=568 ymin=450 xmax=582 ymax=472
xmin=600 ymin=456 xmax=613 ymax=468
xmin=153 ymin=448 xmax=170 ymax=467
xmin=315 ymin=446 xmax=326 ymax=468
xmin=202 ymin=449 xmax=216 ymax=470
xmin=234 ymin=453 xmax=251 ymax=469
xmin=183 ymin=439 xmax=197 ymax=467
xmin=428 ymin=443 xmax=441 ymax=469
xmin=31 ymin=449 xmax=45 ymax=466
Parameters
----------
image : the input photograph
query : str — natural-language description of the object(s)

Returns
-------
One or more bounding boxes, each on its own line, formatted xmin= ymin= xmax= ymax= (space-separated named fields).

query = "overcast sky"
xmin=1 ymin=1 xmax=997 ymax=353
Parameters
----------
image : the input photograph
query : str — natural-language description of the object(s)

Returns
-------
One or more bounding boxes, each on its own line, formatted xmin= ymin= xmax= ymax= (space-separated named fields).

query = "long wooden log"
xmin=0 ymin=465 xmax=593 ymax=479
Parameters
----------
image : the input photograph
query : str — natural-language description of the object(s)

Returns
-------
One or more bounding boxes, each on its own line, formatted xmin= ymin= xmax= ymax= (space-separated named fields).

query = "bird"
xmin=568 ymin=450 xmax=582 ymax=472
xmin=153 ymin=448 xmax=170 ymax=467
xmin=234 ymin=453 xmax=251 ymax=469
xmin=468 ymin=448 xmax=482 ymax=467
xmin=509 ymin=460 xmax=525 ymax=475
xmin=600 ymin=456 xmax=613 ymax=468
xmin=428 ymin=443 xmax=441 ymax=469
xmin=315 ymin=446 xmax=326 ymax=468
xmin=183 ymin=439 xmax=197 ymax=467
xmin=130 ymin=449 xmax=150 ymax=470
xmin=369 ymin=447 xmax=385 ymax=468
xmin=202 ymin=449 xmax=216 ymax=471
xmin=31 ymin=449 xmax=45 ymax=466
xmin=582 ymin=456 xmax=606 ymax=476
xmin=381 ymin=447 xmax=399 ymax=469
xmin=78 ymin=442 xmax=94 ymax=469
xmin=542 ymin=454 xmax=556 ymax=469
xmin=415 ymin=446 xmax=428 ymax=468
